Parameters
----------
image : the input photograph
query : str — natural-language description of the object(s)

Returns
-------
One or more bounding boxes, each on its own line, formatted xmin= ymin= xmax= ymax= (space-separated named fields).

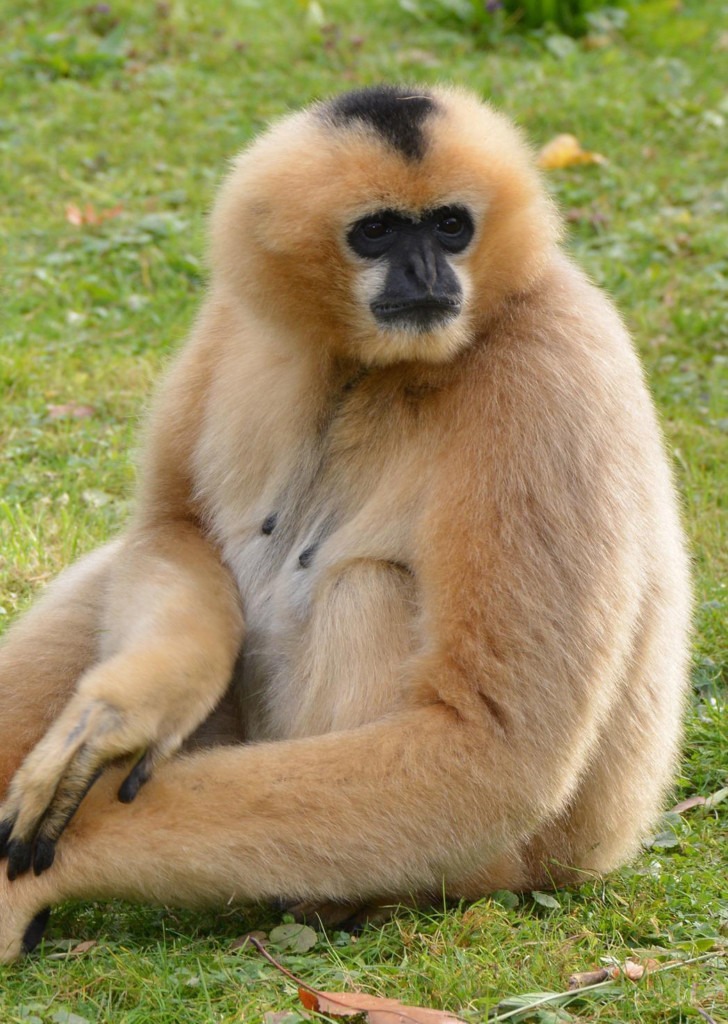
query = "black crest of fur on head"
xmin=324 ymin=85 xmax=438 ymax=161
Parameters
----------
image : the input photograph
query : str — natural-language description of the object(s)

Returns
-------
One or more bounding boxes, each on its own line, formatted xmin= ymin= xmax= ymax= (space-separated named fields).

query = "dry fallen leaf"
xmin=568 ymin=968 xmax=610 ymax=989
xmin=65 ymin=202 xmax=123 ymax=227
xmin=569 ymin=956 xmax=661 ymax=990
xmin=298 ymin=987 xmax=465 ymax=1023
xmin=230 ymin=929 xmax=268 ymax=951
xmin=670 ymin=795 xmax=707 ymax=814
xmin=68 ymin=940 xmax=97 ymax=956
xmin=537 ymin=134 xmax=607 ymax=169
xmin=248 ymin=935 xmax=465 ymax=1024
xmin=671 ymin=787 xmax=728 ymax=814
xmin=622 ymin=960 xmax=645 ymax=982
xmin=47 ymin=403 xmax=96 ymax=420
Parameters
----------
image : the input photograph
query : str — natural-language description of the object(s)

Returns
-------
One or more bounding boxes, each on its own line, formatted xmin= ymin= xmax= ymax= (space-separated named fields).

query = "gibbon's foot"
xmin=22 ymin=907 xmax=51 ymax=955
xmin=278 ymin=897 xmax=400 ymax=931
xmin=0 ymin=871 xmax=48 ymax=964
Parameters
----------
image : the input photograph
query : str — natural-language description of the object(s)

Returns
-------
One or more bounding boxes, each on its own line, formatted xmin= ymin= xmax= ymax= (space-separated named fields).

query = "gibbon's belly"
xmin=224 ymin=501 xmax=417 ymax=742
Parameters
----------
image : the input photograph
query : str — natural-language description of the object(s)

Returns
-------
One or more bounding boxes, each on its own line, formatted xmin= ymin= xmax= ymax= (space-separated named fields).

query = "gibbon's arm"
xmin=0 ymin=317 xmax=245 ymax=880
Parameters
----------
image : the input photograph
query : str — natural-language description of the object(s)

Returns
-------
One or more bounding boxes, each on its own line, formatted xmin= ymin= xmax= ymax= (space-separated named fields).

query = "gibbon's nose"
xmin=406 ymin=241 xmax=438 ymax=292
xmin=372 ymin=235 xmax=463 ymax=331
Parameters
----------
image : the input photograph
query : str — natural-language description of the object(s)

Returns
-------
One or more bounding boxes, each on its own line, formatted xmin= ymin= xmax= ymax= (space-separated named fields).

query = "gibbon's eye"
xmin=347 ymin=210 xmax=403 ymax=259
xmin=361 ymin=218 xmax=389 ymax=240
xmin=432 ymin=205 xmax=475 ymax=254
xmin=438 ymin=213 xmax=464 ymax=236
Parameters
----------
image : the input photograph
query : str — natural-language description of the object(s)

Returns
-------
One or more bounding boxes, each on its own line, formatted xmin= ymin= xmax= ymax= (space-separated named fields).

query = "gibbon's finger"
xmin=1 ymin=696 xmax=114 ymax=871
xmin=117 ymin=749 xmax=155 ymax=804
xmin=4 ymin=745 xmax=105 ymax=880
xmin=5 ymin=837 xmax=33 ymax=881
xmin=30 ymin=755 xmax=104 ymax=876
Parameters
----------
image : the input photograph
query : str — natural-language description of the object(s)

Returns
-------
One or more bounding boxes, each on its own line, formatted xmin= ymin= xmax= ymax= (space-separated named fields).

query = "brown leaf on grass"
xmin=247 ymin=935 xmax=465 ymax=1024
xmin=622 ymin=960 xmax=646 ymax=982
xmin=298 ymin=987 xmax=465 ymax=1023
xmin=65 ymin=202 xmax=123 ymax=227
xmin=569 ymin=954 xmax=667 ymax=987
xmin=568 ymin=956 xmax=661 ymax=989
xmin=537 ymin=134 xmax=607 ymax=170
xmin=670 ymin=795 xmax=707 ymax=814
xmin=671 ymin=787 xmax=728 ymax=814
xmin=47 ymin=402 xmax=96 ymax=420
xmin=230 ymin=929 xmax=268 ymax=951
xmin=565 ymin=206 xmax=609 ymax=229
xmin=67 ymin=939 xmax=98 ymax=956
xmin=568 ymin=968 xmax=610 ymax=989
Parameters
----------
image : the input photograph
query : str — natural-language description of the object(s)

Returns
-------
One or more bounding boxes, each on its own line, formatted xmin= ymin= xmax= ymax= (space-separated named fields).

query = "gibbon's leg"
xmin=0 ymin=619 xmax=682 ymax=964
xmin=449 ymin=584 xmax=690 ymax=898
xmin=520 ymin=592 xmax=689 ymax=889
xmin=0 ymin=543 xmax=120 ymax=799
xmin=0 ymin=522 xmax=244 ymax=881
xmin=0 ymin=706 xmax=500 ymax=962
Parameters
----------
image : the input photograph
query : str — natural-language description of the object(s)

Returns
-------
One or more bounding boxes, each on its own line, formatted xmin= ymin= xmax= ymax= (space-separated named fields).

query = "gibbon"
xmin=0 ymin=84 xmax=690 ymax=962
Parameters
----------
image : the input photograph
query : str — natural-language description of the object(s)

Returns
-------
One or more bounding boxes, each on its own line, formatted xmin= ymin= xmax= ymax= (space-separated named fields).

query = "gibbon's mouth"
xmin=371 ymin=297 xmax=462 ymax=331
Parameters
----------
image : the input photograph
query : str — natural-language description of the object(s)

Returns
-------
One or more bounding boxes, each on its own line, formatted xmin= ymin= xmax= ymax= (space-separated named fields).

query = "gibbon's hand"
xmin=0 ymin=687 xmax=168 ymax=880
xmin=0 ymin=527 xmax=244 ymax=883
xmin=0 ymin=626 xmax=231 ymax=882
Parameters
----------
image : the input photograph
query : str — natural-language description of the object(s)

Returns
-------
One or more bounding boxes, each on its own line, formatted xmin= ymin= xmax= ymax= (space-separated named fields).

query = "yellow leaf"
xmin=537 ymin=134 xmax=607 ymax=170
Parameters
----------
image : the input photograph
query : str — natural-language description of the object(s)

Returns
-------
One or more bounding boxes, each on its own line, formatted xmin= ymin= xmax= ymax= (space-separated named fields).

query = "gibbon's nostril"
xmin=261 ymin=512 xmax=278 ymax=535
xmin=298 ymin=544 xmax=317 ymax=568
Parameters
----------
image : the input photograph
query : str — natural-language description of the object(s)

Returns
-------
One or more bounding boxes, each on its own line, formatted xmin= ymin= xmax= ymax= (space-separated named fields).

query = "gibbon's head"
xmin=210 ymin=85 xmax=560 ymax=366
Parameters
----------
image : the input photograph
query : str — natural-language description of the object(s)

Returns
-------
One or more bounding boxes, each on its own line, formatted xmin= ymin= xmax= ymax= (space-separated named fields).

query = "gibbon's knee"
xmin=0 ymin=543 xmax=119 ymax=796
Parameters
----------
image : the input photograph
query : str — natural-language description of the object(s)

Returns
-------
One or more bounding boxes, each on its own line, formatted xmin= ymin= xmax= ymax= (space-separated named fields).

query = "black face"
xmin=347 ymin=206 xmax=475 ymax=332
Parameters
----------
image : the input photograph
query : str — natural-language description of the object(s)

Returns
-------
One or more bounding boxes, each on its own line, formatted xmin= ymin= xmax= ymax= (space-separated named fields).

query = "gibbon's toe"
xmin=21 ymin=906 xmax=51 ymax=955
xmin=0 ymin=875 xmax=46 ymax=963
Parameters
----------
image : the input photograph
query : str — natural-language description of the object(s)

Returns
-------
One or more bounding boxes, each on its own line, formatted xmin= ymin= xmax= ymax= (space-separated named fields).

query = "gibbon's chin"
xmin=357 ymin=315 xmax=471 ymax=366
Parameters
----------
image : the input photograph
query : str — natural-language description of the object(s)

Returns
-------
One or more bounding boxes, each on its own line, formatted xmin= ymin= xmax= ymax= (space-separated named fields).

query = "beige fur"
xmin=0 ymin=86 xmax=690 ymax=962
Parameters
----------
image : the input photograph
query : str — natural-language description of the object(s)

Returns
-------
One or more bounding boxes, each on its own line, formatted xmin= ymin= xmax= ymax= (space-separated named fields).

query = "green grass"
xmin=1 ymin=1 xmax=726 ymax=1021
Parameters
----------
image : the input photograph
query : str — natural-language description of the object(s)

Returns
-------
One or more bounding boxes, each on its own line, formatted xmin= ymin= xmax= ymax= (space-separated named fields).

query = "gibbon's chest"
xmin=193 ymin=356 xmax=446 ymax=738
